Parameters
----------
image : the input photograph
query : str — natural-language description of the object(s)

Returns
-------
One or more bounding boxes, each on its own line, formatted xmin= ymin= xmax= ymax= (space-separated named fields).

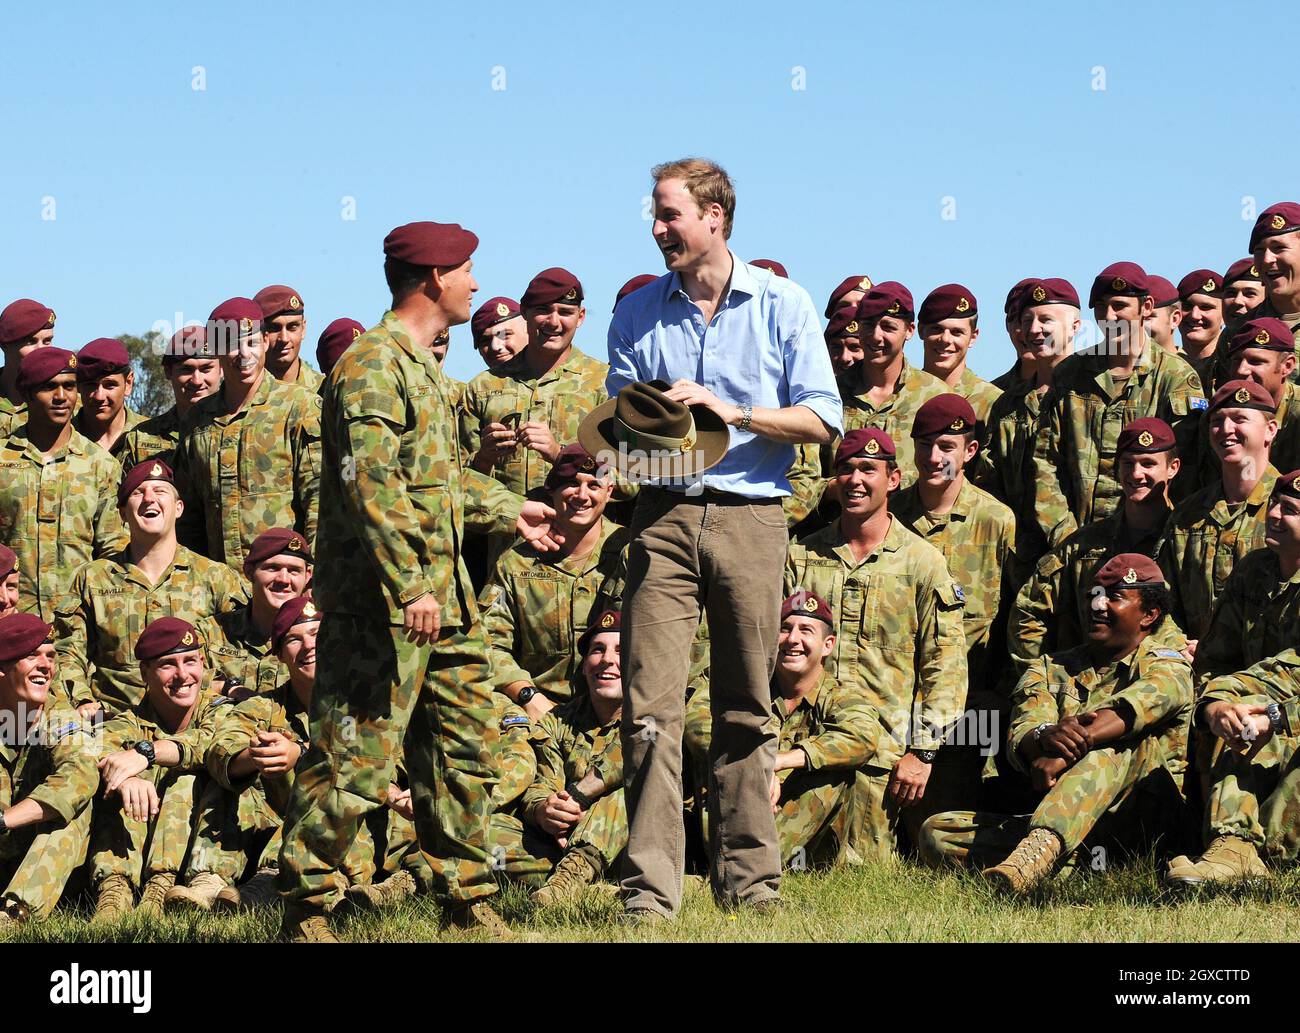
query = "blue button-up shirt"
xmin=606 ymin=256 xmax=843 ymax=498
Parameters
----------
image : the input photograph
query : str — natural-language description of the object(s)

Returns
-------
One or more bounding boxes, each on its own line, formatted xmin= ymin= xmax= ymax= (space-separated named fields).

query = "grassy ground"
xmin=6 ymin=856 xmax=1300 ymax=943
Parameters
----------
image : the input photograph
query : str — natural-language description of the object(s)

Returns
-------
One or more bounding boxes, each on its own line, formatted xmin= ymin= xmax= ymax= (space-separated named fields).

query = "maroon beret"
xmin=919 ymin=284 xmax=978 ymax=325
xmin=317 ymin=318 xmax=366 ymax=377
xmin=1249 ymin=202 xmax=1300 ymax=252
xmin=0 ymin=613 xmax=52 ymax=665
xmin=134 ymin=616 xmax=203 ymax=662
xmin=825 ymin=275 xmax=874 ymax=320
xmin=1147 ymin=275 xmax=1179 ymax=309
xmin=856 ymin=282 xmax=914 ymax=322
xmin=577 ymin=609 xmax=621 ymax=656
xmin=254 ymin=285 xmax=304 ymax=320
xmin=1177 ymin=269 xmax=1221 ymax=302
xmin=614 ymin=275 xmax=658 ymax=312
xmin=208 ymin=297 xmax=263 ymax=342
xmin=751 ymin=259 xmax=788 ymax=278
xmin=1209 ymin=379 xmax=1277 ymax=415
xmin=521 ymin=267 xmax=583 ymax=309
xmin=471 ymin=297 xmax=521 ymax=341
xmin=834 ymin=427 xmax=896 ymax=466
xmin=781 ymin=589 xmax=834 ymax=627
xmin=383 ymin=221 xmax=478 ymax=267
xmin=1093 ymin=553 xmax=1166 ymax=590
xmin=0 ymin=543 xmax=15 ymax=581
xmin=1089 ymin=262 xmax=1150 ymax=308
xmin=1226 ymin=318 xmax=1295 ymax=356
xmin=0 ymin=299 xmax=56 ymax=345
xmin=76 ymin=338 xmax=131 ymax=383
xmin=272 ymin=595 xmax=321 ymax=655
xmin=118 ymin=458 xmax=175 ymax=506
xmin=1116 ymin=417 xmax=1175 ymax=456
xmin=162 ymin=325 xmax=215 ymax=366
xmin=1224 ymin=258 xmax=1262 ymax=285
xmin=243 ymin=528 xmax=313 ymax=576
xmin=825 ymin=306 xmax=862 ymax=341
xmin=17 ymin=346 xmax=77 ymax=392
xmin=544 ymin=444 xmax=603 ymax=492
xmin=1004 ymin=278 xmax=1036 ymax=317
xmin=1020 ymin=277 xmax=1080 ymax=309
xmin=911 ymin=394 xmax=979 ymax=439
xmin=1273 ymin=470 xmax=1300 ymax=500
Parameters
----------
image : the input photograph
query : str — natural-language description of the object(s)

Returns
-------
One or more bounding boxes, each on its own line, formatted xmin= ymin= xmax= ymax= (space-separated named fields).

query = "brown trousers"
xmin=620 ymin=488 xmax=788 ymax=916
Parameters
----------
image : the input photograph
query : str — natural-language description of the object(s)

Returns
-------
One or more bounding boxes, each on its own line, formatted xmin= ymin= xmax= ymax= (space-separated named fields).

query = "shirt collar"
xmin=668 ymin=252 xmax=756 ymax=307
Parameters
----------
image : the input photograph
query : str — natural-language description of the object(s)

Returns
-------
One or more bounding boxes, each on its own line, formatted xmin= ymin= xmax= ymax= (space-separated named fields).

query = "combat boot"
xmin=0 ymin=899 xmax=30 ymax=929
xmin=91 ymin=875 xmax=135 ymax=923
xmin=1165 ymin=836 xmax=1271 ymax=887
xmin=982 ymin=827 xmax=1063 ymax=894
xmin=215 ymin=867 xmax=281 ymax=913
xmin=530 ymin=851 xmax=599 ymax=907
xmin=339 ymin=870 xmax=418 ymax=914
xmin=281 ymin=903 xmax=340 ymax=943
xmin=448 ymin=898 xmax=514 ymax=940
xmin=164 ymin=872 xmax=227 ymax=912
xmin=137 ymin=873 xmax=176 ymax=918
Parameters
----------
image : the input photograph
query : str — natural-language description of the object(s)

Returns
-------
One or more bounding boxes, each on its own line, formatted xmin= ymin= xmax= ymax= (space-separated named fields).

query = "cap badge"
xmin=1272 ymin=214 xmax=1287 ymax=230
xmin=803 ymin=597 xmax=819 ymax=613
xmin=600 ymin=612 xmax=616 ymax=629
xmin=68 ymin=356 xmax=77 ymax=368
xmin=303 ymin=602 xmax=318 ymax=619
xmin=181 ymin=631 xmax=195 ymax=646
xmin=845 ymin=320 xmax=859 ymax=334
xmin=1203 ymin=278 xmax=1216 ymax=293
xmin=1256 ymin=329 xmax=1271 ymax=345
xmin=351 ymin=327 xmax=362 ymax=340
xmin=563 ymin=288 xmax=578 ymax=301
xmin=287 ymin=537 xmax=302 ymax=551
xmin=1250 ymin=265 xmax=1259 ymax=277
xmin=46 ymin=311 xmax=56 ymax=326
xmin=581 ymin=455 xmax=596 ymax=471
xmin=680 ymin=431 xmax=696 ymax=452
xmin=886 ymin=301 xmax=900 ymax=315
xmin=857 ymin=277 xmax=872 ymax=290
xmin=1137 ymin=430 xmax=1154 ymax=447
xmin=956 ymin=297 xmax=970 ymax=313
xmin=1122 ymin=567 xmax=1138 ymax=585
xmin=239 ymin=318 xmax=254 ymax=333
xmin=1032 ymin=285 xmax=1047 ymax=303
xmin=950 ymin=419 xmax=965 ymax=432
xmin=1112 ymin=276 xmax=1128 ymax=291
xmin=863 ymin=437 xmax=880 ymax=456
xmin=495 ymin=302 xmax=509 ymax=318
xmin=1235 ymin=386 xmax=1252 ymax=404
xmin=289 ymin=295 xmax=301 ymax=309
xmin=149 ymin=462 xmax=164 ymax=477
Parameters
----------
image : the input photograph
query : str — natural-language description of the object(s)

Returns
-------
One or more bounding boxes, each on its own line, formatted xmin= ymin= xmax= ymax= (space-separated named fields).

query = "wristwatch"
xmin=908 ymin=748 xmax=937 ymax=764
xmin=738 ymin=404 xmax=753 ymax=432
xmin=1266 ymin=702 xmax=1284 ymax=734
xmin=516 ymin=685 xmax=537 ymax=707
xmin=1033 ymin=722 xmax=1052 ymax=744
xmin=133 ymin=740 xmax=156 ymax=769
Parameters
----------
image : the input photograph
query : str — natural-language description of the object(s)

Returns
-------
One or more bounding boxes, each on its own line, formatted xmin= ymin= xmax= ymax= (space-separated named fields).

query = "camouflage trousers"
xmin=1205 ymin=731 xmax=1300 ymax=861
xmin=1 ymin=806 xmax=92 ymax=917
xmin=279 ymin=615 xmax=501 ymax=909
xmin=485 ymin=813 xmax=559 ymax=887
xmin=916 ymin=736 xmax=1187 ymax=869
xmin=90 ymin=771 xmax=202 ymax=888
xmin=487 ymin=790 xmax=629 ymax=883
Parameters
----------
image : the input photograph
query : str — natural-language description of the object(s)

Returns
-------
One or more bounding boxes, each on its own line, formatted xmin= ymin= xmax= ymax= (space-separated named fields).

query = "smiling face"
xmin=1119 ymin=450 xmax=1179 ymax=505
xmin=434 ymin=258 xmax=478 ymax=327
xmin=1208 ymin=406 xmax=1276 ymax=466
xmin=835 ymin=456 xmax=898 ymax=518
xmin=524 ymin=301 xmax=584 ymax=361
xmin=550 ymin=472 xmax=613 ymax=536
xmin=914 ymin=432 xmax=977 ymax=489
xmin=1229 ymin=347 xmax=1295 ymax=400
xmin=280 ymin=618 xmax=319 ymax=685
xmin=27 ymin=372 xmax=78 ymax=426
xmin=920 ymin=317 xmax=978 ymax=378
xmin=776 ymin=615 xmax=835 ymax=682
xmin=1022 ymin=304 xmax=1080 ymax=360
xmin=144 ymin=647 xmax=205 ymax=712
xmin=251 ymin=556 xmax=311 ymax=611
xmin=218 ymin=330 xmax=266 ymax=390
xmin=859 ymin=315 xmax=912 ymax=371
xmin=581 ymin=631 xmax=622 ymax=707
xmin=827 ymin=332 xmax=865 ymax=378
xmin=1254 ymin=230 xmax=1300 ymax=304
xmin=1223 ymin=280 xmax=1267 ymax=325
xmin=1086 ymin=586 xmax=1156 ymax=652
xmin=263 ymin=313 xmax=306 ymax=371
xmin=1265 ymin=491 xmax=1300 ymax=554
xmin=0 ymin=570 xmax=18 ymax=615
xmin=1095 ymin=294 xmax=1152 ymax=355
xmin=0 ymin=642 xmax=55 ymax=711
xmin=122 ymin=479 xmax=181 ymax=539
xmin=1178 ymin=296 xmax=1223 ymax=350
xmin=477 ymin=316 xmax=527 ymax=368
xmin=79 ymin=371 xmax=133 ymax=425
xmin=166 ymin=357 xmax=221 ymax=409
xmin=651 ymin=177 xmax=727 ymax=273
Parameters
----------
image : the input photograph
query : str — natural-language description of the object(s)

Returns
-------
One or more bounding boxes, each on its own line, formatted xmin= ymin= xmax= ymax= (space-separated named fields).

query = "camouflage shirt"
xmin=0 ymin=712 xmax=98 ymax=862
xmin=173 ymin=372 xmax=322 ymax=567
xmin=280 ymin=361 xmax=325 ymax=396
xmin=832 ymin=359 xmax=950 ymax=489
xmin=100 ymin=688 xmax=229 ymax=777
xmin=521 ymin=693 xmax=624 ymax=816
xmin=210 ymin=604 xmax=286 ymax=700
xmin=1268 ymin=380 xmax=1300 ymax=476
xmin=990 ymin=357 xmax=1030 ymax=392
xmin=73 ymin=406 xmax=148 ymax=463
xmin=120 ymin=405 xmax=182 ymax=472
xmin=971 ymin=375 xmax=1047 ymax=570
xmin=1160 ymin=465 xmax=1278 ymax=641
xmin=313 ymin=312 xmax=523 ymax=627
xmin=1200 ymin=651 xmax=1300 ymax=733
xmin=951 ymin=366 xmax=1003 ymax=426
xmin=0 ymin=390 xmax=26 ymax=440
xmin=785 ymin=516 xmax=968 ymax=762
xmin=1194 ymin=548 xmax=1300 ymax=684
xmin=205 ymin=679 xmax=311 ymax=815
xmin=0 ymin=427 xmax=128 ymax=621
xmin=783 ymin=442 xmax=826 ymax=529
xmin=54 ymin=546 xmax=249 ymax=715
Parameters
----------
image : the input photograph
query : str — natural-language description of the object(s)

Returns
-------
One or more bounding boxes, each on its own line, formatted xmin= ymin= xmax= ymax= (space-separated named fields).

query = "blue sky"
xmin=1 ymin=1 xmax=1291 ymax=383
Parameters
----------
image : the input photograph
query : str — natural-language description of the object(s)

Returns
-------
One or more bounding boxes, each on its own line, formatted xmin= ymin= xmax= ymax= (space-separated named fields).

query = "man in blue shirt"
xmin=606 ymin=157 xmax=842 ymax=921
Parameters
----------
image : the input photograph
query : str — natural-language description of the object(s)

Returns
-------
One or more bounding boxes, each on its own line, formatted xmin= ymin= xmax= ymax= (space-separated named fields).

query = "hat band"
xmin=614 ymin=413 xmax=699 ymax=456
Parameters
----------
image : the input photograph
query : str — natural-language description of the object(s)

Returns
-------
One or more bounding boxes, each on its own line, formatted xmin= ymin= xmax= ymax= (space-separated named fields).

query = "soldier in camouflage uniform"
xmin=120 ymin=325 xmax=222 ymax=472
xmin=88 ymin=617 xmax=228 ymax=921
xmin=0 ymin=614 xmax=98 ymax=927
xmin=277 ymin=221 xmax=561 ymax=941
xmin=72 ymin=338 xmax=147 ymax=461
xmin=0 ymin=348 xmax=127 ymax=623
xmin=1160 ymin=380 xmax=1280 ymax=649
xmin=786 ymin=428 xmax=968 ymax=855
xmin=471 ymin=296 xmax=527 ymax=372
xmin=918 ymin=285 xmax=1002 ymax=425
xmin=1174 ymin=270 xmax=1225 ymax=389
xmin=255 ymin=285 xmax=326 ymax=395
xmin=315 ymin=318 xmax=366 ymax=383
xmin=172 ymin=297 xmax=321 ymax=567
xmin=1032 ymin=263 xmax=1207 ymax=547
xmin=0 ymin=546 xmax=17 ymax=619
xmin=1218 ymin=318 xmax=1300 ymax=474
xmin=989 ymin=279 xmax=1037 ymax=392
xmin=0 ymin=299 xmax=57 ymax=440
xmin=55 ymin=460 xmax=248 ymax=721
xmin=1221 ymin=258 xmax=1268 ymax=338
xmin=1248 ymin=202 xmax=1300 ymax=376
xmin=920 ymin=556 xmax=1192 ymax=892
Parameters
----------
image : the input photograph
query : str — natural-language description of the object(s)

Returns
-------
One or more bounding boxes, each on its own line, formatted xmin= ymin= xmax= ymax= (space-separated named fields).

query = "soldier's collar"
xmin=879 ymin=514 xmax=908 ymax=552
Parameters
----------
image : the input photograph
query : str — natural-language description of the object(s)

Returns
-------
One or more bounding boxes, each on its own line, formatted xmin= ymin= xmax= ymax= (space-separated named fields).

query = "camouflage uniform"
xmin=686 ymin=671 xmax=877 ymax=867
xmin=783 ymin=443 xmax=826 ymax=529
xmin=479 ymin=517 xmax=629 ymax=705
xmin=953 ymin=366 xmax=1003 ymax=427
xmin=972 ymin=376 xmax=1047 ymax=581
xmin=1268 ymin=380 xmax=1300 ymax=476
xmin=0 ymin=426 xmax=128 ymax=621
xmin=74 ymin=407 xmax=148 ymax=463
xmin=209 ymin=604 xmax=287 ymax=701
xmin=279 ymin=311 xmax=524 ymax=911
xmin=284 ymin=362 xmax=325 ymax=396
xmin=172 ymin=373 xmax=321 ymax=567
xmin=1032 ymin=342 xmax=1206 ymax=542
xmin=54 ymin=547 xmax=249 ymax=716
xmin=120 ymin=406 xmax=182 ymax=472
xmin=0 ymin=395 xmax=26 ymax=440
xmin=0 ymin=709 xmax=98 ymax=917
xmin=785 ymin=517 xmax=968 ymax=852
xmin=1194 ymin=548 xmax=1300 ymax=684
xmin=833 ymin=360 xmax=949 ymax=489
xmin=1160 ymin=466 xmax=1278 ymax=642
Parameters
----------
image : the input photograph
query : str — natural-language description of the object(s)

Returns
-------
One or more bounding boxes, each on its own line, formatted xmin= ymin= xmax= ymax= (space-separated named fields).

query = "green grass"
xmin=7 ymin=857 xmax=1300 ymax=943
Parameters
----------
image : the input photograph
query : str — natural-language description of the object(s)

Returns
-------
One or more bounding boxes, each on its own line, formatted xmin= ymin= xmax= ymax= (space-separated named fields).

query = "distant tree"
xmin=120 ymin=331 xmax=173 ymax=417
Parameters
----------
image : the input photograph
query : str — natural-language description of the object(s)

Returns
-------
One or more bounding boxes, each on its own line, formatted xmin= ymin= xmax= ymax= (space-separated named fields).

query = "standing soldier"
xmin=918 ymin=285 xmax=1001 ymax=425
xmin=1175 ymin=270 xmax=1225 ymax=386
xmin=172 ymin=297 xmax=321 ymax=567
xmin=315 ymin=318 xmax=365 ymax=383
xmin=470 ymin=296 xmax=526 ymax=372
xmin=73 ymin=338 xmax=147 ymax=460
xmin=991 ymin=279 xmax=1037 ymax=391
xmin=823 ymin=305 xmax=865 ymax=383
xmin=1143 ymin=275 xmax=1183 ymax=354
xmin=0 ymin=545 xmax=18 ymax=619
xmin=276 ymin=220 xmax=560 ymax=942
xmin=1221 ymin=318 xmax=1300 ymax=474
xmin=1221 ymin=258 xmax=1268 ymax=335
xmin=121 ymin=325 xmax=223 ymax=471
xmin=0 ymin=348 xmax=127 ymax=622
xmin=0 ymin=299 xmax=56 ymax=439
xmin=255 ymin=285 xmax=325 ymax=394
xmin=1248 ymin=202 xmax=1300 ymax=374
xmin=1032 ymin=262 xmax=1206 ymax=544
xmin=823 ymin=274 xmax=873 ymax=322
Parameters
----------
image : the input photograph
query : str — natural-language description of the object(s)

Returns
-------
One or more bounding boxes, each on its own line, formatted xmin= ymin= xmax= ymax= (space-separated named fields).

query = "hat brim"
xmin=577 ymin=397 xmax=730 ymax=483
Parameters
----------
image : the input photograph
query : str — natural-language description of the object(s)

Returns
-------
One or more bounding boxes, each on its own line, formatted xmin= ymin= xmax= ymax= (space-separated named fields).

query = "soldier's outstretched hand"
xmin=518 ymin=501 xmax=565 ymax=552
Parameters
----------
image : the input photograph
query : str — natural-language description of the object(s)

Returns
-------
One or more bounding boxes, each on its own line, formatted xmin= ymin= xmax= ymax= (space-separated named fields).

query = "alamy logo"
xmin=49 ymin=965 xmax=152 ymax=1013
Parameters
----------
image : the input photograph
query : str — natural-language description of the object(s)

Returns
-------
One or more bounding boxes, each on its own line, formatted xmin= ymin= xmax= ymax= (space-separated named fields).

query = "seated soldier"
xmin=785 ymin=428 xmax=968 ymax=856
xmin=0 ymin=614 xmax=98 ymax=927
xmin=686 ymin=591 xmax=877 ymax=872
xmin=170 ymin=597 xmax=429 ymax=914
xmin=55 ymin=459 xmax=248 ymax=720
xmin=0 ymin=546 xmax=17 ymax=618
xmin=210 ymin=528 xmax=312 ymax=698
xmin=88 ymin=617 xmax=228 ymax=921
xmin=918 ymin=555 xmax=1193 ymax=893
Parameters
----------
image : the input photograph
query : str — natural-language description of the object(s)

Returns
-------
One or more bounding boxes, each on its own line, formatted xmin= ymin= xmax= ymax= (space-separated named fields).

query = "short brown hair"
xmin=651 ymin=157 xmax=736 ymax=239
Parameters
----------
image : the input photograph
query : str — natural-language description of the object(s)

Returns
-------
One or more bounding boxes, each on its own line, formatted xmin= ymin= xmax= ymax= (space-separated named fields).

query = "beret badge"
xmin=240 ymin=318 xmax=254 ymax=333
xmin=1138 ymin=430 xmax=1154 ymax=447
xmin=181 ymin=631 xmax=195 ymax=646
xmin=150 ymin=462 xmax=163 ymax=477
xmin=886 ymin=301 xmax=900 ymax=315
xmin=846 ymin=320 xmax=859 ymax=334
xmin=68 ymin=356 xmax=77 ymax=368
xmin=1112 ymin=276 xmax=1127 ymax=291
xmin=864 ymin=437 xmax=880 ymax=456
xmin=289 ymin=295 xmax=301 ymax=309
xmin=1256 ymin=329 xmax=1271 ymax=346
xmin=1203 ymin=278 xmax=1217 ymax=293
xmin=46 ymin=311 xmax=56 ymax=327
xmin=858 ymin=277 xmax=872 ymax=290
xmin=581 ymin=455 xmax=596 ymax=472
xmin=950 ymin=419 xmax=966 ymax=432
xmin=803 ymin=597 xmax=819 ymax=613
xmin=1122 ymin=567 xmax=1138 ymax=585
xmin=564 ymin=288 xmax=578 ymax=302
xmin=351 ymin=327 xmax=362 ymax=340
xmin=287 ymin=537 xmax=302 ymax=551
xmin=1235 ymin=387 xmax=1252 ymax=404
xmin=600 ymin=612 xmax=616 ymax=629
xmin=956 ymin=297 xmax=970 ymax=313
xmin=1272 ymin=214 xmax=1287 ymax=230
xmin=1251 ymin=265 xmax=1259 ymax=277
xmin=1032 ymin=286 xmax=1047 ymax=302
xmin=303 ymin=602 xmax=318 ymax=619
xmin=495 ymin=302 xmax=509 ymax=317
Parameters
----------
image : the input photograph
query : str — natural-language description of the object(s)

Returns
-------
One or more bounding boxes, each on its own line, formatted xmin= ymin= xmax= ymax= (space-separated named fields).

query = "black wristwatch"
xmin=565 ymin=782 xmax=595 ymax=809
xmin=908 ymin=748 xmax=937 ymax=764
xmin=133 ymin=740 xmax=156 ymax=769
xmin=516 ymin=685 xmax=537 ymax=707
xmin=1266 ymin=702 xmax=1285 ymax=734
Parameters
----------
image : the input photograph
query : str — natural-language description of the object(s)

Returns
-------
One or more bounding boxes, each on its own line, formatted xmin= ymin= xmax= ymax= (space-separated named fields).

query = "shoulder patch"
xmin=1153 ymin=648 xmax=1184 ymax=659
xmin=502 ymin=715 xmax=530 ymax=728
xmin=953 ymin=583 xmax=966 ymax=603
xmin=1189 ymin=397 xmax=1208 ymax=410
